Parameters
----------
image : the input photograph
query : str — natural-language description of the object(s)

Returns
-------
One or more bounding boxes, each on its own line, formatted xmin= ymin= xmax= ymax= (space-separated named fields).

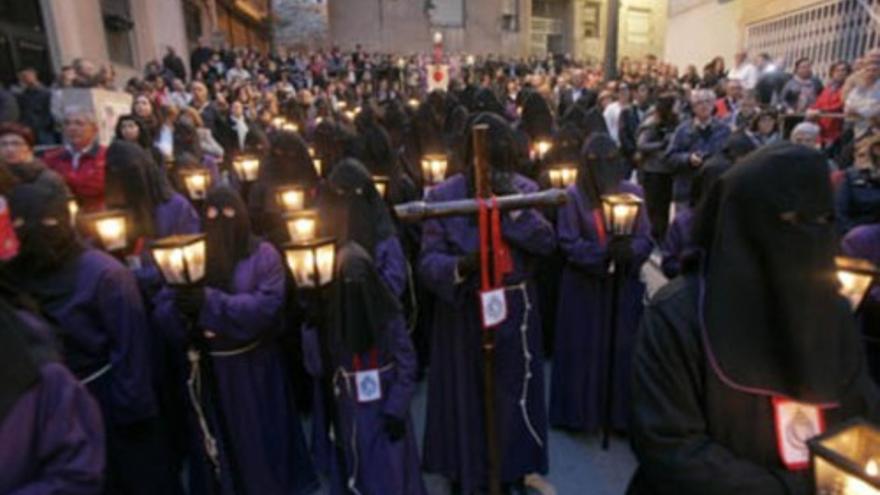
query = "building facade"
xmin=317 ymin=0 xmax=665 ymax=62
xmin=0 ymin=0 xmax=269 ymax=87
xmin=666 ymin=0 xmax=880 ymax=76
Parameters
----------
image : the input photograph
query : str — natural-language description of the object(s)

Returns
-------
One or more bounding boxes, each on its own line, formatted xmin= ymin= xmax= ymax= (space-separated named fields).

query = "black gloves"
xmin=175 ymin=286 xmax=206 ymax=320
xmin=491 ymin=171 xmax=519 ymax=196
xmin=383 ymin=414 xmax=406 ymax=442
xmin=456 ymin=252 xmax=480 ymax=280
xmin=607 ymin=237 xmax=635 ymax=265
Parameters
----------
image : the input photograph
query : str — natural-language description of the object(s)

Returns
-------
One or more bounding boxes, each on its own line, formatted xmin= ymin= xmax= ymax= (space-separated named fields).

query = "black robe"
xmin=628 ymin=276 xmax=880 ymax=495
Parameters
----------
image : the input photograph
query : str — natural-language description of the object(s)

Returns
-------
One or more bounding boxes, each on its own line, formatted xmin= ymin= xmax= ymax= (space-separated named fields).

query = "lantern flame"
xmin=867 ymin=459 xmax=878 ymax=477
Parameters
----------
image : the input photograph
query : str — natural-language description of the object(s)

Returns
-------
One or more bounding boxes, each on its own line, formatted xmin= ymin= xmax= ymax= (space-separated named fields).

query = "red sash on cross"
xmin=478 ymin=198 xmax=514 ymax=329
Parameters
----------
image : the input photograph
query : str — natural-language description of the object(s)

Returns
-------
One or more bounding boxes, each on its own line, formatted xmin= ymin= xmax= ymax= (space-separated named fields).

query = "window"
xmin=429 ymin=0 xmax=464 ymax=27
xmin=582 ymin=2 xmax=600 ymax=38
xmin=625 ymin=7 xmax=651 ymax=45
xmin=502 ymin=0 xmax=519 ymax=32
xmin=101 ymin=0 xmax=134 ymax=66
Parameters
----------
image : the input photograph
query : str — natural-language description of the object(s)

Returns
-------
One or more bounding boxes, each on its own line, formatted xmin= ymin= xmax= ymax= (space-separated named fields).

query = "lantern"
xmin=275 ymin=185 xmax=307 ymax=212
xmin=809 ymin=418 xmax=880 ymax=495
xmin=397 ymin=57 xmax=406 ymax=69
xmin=313 ymin=158 xmax=323 ymax=177
xmin=67 ymin=198 xmax=79 ymax=227
xmin=336 ymin=100 xmax=348 ymax=111
xmin=533 ymin=140 xmax=552 ymax=160
xmin=82 ymin=210 xmax=128 ymax=252
xmin=281 ymin=121 xmax=298 ymax=133
xmin=283 ymin=209 xmax=318 ymax=243
xmin=548 ymin=166 xmax=578 ymax=189
xmin=179 ymin=168 xmax=211 ymax=201
xmin=149 ymin=234 xmax=206 ymax=287
xmin=271 ymin=116 xmax=287 ymax=129
xmin=433 ymin=32 xmax=443 ymax=44
xmin=421 ymin=154 xmax=448 ymax=186
xmin=308 ymin=146 xmax=316 ymax=158
xmin=407 ymin=98 xmax=420 ymax=109
xmin=601 ymin=193 xmax=643 ymax=237
xmin=232 ymin=155 xmax=261 ymax=183
xmin=836 ymin=256 xmax=879 ymax=311
xmin=283 ymin=237 xmax=336 ymax=289
xmin=466 ymin=54 xmax=476 ymax=66
xmin=373 ymin=175 xmax=390 ymax=199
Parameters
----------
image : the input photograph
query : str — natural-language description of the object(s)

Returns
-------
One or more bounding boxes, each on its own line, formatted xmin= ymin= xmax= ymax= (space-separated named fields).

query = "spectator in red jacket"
xmin=809 ymin=60 xmax=851 ymax=147
xmin=43 ymin=107 xmax=106 ymax=211
xmin=714 ymin=78 xmax=743 ymax=122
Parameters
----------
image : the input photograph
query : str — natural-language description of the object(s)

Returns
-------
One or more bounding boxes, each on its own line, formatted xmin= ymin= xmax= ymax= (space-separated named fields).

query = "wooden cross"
xmin=394 ymin=124 xmax=567 ymax=495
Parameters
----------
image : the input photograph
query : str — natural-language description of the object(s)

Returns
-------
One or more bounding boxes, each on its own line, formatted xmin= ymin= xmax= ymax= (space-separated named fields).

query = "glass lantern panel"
xmin=153 ymin=247 xmax=186 ymax=285
xmin=95 ymin=217 xmax=127 ymax=251
xmin=286 ymin=247 xmax=315 ymax=288
xmin=183 ymin=240 xmax=206 ymax=283
xmin=316 ymin=243 xmax=336 ymax=286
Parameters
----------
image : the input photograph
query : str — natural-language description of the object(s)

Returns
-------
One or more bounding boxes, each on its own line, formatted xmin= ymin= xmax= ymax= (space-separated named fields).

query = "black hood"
xmin=0 ymin=297 xmax=40 ymax=424
xmin=320 ymin=158 xmax=394 ymax=255
xmin=8 ymin=180 xmax=81 ymax=275
xmin=204 ymin=187 xmax=258 ymax=290
xmin=261 ymin=131 xmax=318 ymax=186
xmin=312 ymin=120 xmax=358 ymax=178
xmin=105 ymin=140 xmax=157 ymax=239
xmin=698 ymin=142 xmax=859 ymax=403
xmin=473 ymin=88 xmax=506 ymax=117
xmin=463 ymin=112 xmax=520 ymax=195
xmin=578 ymin=134 xmax=626 ymax=204
xmin=328 ymin=242 xmax=401 ymax=355
xmin=519 ymin=91 xmax=554 ymax=141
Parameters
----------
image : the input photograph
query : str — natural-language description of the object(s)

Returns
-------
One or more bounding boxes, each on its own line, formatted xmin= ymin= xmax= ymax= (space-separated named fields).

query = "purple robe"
xmin=305 ymin=316 xmax=427 ymax=495
xmin=32 ymin=249 xmax=157 ymax=424
xmin=418 ymin=173 xmax=554 ymax=492
xmin=154 ymin=242 xmax=318 ymax=495
xmin=842 ymin=223 xmax=880 ymax=383
xmin=549 ymin=183 xmax=652 ymax=432
xmin=375 ymin=236 xmax=408 ymax=298
xmin=0 ymin=312 xmax=105 ymax=495
xmin=154 ymin=192 xmax=202 ymax=238
xmin=304 ymin=235 xmax=408 ymax=476
xmin=23 ymin=249 xmax=168 ymax=494
xmin=660 ymin=208 xmax=695 ymax=279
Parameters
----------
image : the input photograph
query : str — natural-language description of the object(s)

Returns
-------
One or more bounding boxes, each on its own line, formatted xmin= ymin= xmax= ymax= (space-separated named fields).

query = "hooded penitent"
xmin=462 ymin=112 xmax=520 ymax=196
xmin=328 ymin=242 xmax=401 ymax=355
xmin=354 ymin=107 xmax=396 ymax=177
xmin=8 ymin=181 xmax=81 ymax=275
xmin=697 ymin=141 xmax=860 ymax=403
xmin=105 ymin=141 xmax=158 ymax=240
xmin=262 ymin=131 xmax=319 ymax=188
xmin=203 ymin=186 xmax=258 ymax=290
xmin=321 ymin=158 xmax=394 ymax=254
xmin=519 ymin=91 xmax=555 ymax=142
xmin=577 ymin=133 xmax=628 ymax=206
xmin=473 ymin=88 xmax=506 ymax=117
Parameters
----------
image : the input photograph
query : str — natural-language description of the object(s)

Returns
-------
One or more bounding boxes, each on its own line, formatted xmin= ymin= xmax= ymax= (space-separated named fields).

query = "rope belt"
xmin=506 ymin=282 xmax=544 ymax=449
xmin=209 ymin=338 xmax=262 ymax=357
xmin=80 ymin=363 xmax=112 ymax=386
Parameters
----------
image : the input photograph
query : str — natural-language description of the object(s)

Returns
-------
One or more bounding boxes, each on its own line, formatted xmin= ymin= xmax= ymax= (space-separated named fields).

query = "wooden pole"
xmin=472 ymin=123 xmax=503 ymax=495
xmin=393 ymin=189 xmax=568 ymax=222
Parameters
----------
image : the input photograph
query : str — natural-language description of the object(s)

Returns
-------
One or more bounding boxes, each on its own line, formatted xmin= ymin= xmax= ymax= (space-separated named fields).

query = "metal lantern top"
xmin=836 ymin=256 xmax=879 ymax=311
xmin=283 ymin=236 xmax=336 ymax=289
xmin=232 ymin=154 xmax=261 ymax=183
xmin=82 ymin=209 xmax=129 ymax=252
xmin=809 ymin=418 xmax=880 ymax=495
xmin=149 ymin=233 xmax=206 ymax=287
xmin=601 ymin=192 xmax=643 ymax=237
xmin=421 ymin=154 xmax=448 ymax=186
xmin=179 ymin=168 xmax=212 ymax=201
